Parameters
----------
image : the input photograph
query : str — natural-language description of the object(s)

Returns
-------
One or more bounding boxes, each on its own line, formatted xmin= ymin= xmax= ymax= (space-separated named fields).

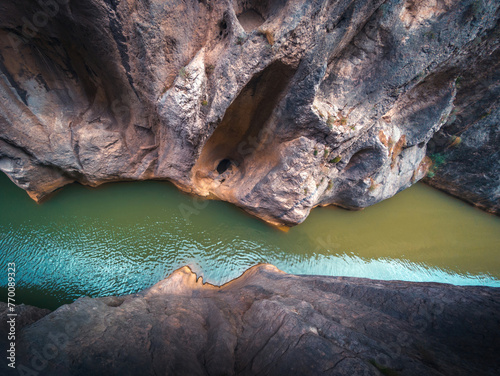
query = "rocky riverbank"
xmin=0 ymin=0 xmax=499 ymax=225
xmin=1 ymin=264 xmax=499 ymax=375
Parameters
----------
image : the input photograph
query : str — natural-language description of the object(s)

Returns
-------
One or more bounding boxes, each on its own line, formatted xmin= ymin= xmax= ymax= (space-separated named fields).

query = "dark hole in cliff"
xmin=238 ymin=0 xmax=288 ymax=21
xmin=219 ymin=19 xmax=228 ymax=36
xmin=217 ymin=159 xmax=232 ymax=174
xmin=237 ymin=10 xmax=265 ymax=32
xmin=194 ymin=61 xmax=296 ymax=184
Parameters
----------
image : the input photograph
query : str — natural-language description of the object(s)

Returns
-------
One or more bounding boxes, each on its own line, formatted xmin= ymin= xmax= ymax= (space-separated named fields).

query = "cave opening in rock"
xmin=236 ymin=0 xmax=288 ymax=24
xmin=216 ymin=159 xmax=232 ymax=174
xmin=237 ymin=10 xmax=265 ymax=32
xmin=193 ymin=61 xmax=296 ymax=188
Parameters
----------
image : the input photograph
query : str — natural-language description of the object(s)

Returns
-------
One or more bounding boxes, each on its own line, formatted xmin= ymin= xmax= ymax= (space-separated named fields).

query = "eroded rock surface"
xmin=0 ymin=0 xmax=499 ymax=224
xmin=1 ymin=264 xmax=499 ymax=376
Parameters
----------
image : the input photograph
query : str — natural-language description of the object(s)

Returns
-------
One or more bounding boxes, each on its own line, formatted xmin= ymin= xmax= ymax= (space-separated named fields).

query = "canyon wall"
xmin=0 ymin=0 xmax=498 ymax=225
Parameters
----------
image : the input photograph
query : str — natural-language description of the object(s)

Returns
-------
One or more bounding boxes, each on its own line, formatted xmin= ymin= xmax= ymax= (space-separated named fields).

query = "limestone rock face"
xmin=3 ymin=265 xmax=499 ymax=376
xmin=0 ymin=0 xmax=498 ymax=224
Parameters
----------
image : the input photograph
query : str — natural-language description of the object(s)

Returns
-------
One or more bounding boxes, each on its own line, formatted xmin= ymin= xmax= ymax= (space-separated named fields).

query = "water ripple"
xmin=1 ymin=178 xmax=499 ymax=310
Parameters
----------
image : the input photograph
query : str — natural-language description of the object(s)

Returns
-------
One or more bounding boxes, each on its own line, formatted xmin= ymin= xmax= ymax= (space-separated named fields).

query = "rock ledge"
xmin=2 ymin=264 xmax=499 ymax=375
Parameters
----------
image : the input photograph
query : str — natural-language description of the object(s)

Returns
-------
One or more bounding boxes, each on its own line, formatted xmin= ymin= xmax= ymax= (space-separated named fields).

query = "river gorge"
xmin=1 ymin=0 xmax=499 ymax=374
xmin=1 ymin=172 xmax=499 ymax=311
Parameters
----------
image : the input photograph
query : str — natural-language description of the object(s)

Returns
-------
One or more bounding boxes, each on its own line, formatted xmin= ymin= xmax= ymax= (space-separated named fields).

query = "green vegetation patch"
xmin=427 ymin=152 xmax=447 ymax=178
xmin=179 ymin=66 xmax=191 ymax=80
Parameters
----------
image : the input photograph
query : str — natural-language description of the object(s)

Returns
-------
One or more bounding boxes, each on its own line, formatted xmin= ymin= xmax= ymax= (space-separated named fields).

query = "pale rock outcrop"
xmin=1 ymin=264 xmax=499 ymax=375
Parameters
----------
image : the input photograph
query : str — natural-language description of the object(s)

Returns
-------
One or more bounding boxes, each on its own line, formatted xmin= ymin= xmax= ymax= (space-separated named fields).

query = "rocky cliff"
xmin=1 ymin=264 xmax=499 ymax=375
xmin=0 ymin=0 xmax=499 ymax=225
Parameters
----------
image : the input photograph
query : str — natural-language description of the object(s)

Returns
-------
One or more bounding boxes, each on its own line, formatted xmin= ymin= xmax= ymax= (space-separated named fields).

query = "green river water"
xmin=1 ymin=172 xmax=499 ymax=310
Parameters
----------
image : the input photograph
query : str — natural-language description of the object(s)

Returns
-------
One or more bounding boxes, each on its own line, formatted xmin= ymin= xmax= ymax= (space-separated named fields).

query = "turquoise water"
xmin=0 ymin=172 xmax=499 ymax=310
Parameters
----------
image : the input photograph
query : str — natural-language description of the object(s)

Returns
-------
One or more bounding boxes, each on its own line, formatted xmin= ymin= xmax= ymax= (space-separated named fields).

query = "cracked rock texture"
xmin=0 ymin=0 xmax=499 ymax=224
xmin=1 ymin=264 xmax=499 ymax=376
